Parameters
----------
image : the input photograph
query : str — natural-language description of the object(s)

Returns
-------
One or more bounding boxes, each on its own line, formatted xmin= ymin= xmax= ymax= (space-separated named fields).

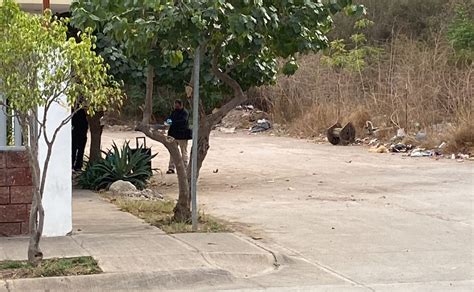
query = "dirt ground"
xmin=99 ymin=130 xmax=473 ymax=288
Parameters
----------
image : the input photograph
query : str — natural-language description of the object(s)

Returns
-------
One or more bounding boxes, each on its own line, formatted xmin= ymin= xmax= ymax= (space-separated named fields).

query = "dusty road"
xmin=101 ymin=130 xmax=473 ymax=290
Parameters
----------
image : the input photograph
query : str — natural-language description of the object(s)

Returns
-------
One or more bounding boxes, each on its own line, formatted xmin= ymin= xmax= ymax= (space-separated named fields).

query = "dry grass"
xmin=109 ymin=196 xmax=231 ymax=234
xmin=0 ymin=257 xmax=101 ymax=280
xmin=445 ymin=122 xmax=474 ymax=154
xmin=258 ymin=36 xmax=473 ymax=148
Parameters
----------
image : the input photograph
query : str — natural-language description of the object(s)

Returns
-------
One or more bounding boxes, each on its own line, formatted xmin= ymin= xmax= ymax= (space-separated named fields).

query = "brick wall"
xmin=0 ymin=150 xmax=32 ymax=236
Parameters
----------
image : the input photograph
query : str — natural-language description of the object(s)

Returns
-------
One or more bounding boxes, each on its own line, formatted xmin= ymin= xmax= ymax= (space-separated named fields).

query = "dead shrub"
xmin=345 ymin=109 xmax=371 ymax=137
xmin=446 ymin=122 xmax=474 ymax=154
xmin=257 ymin=35 xmax=472 ymax=149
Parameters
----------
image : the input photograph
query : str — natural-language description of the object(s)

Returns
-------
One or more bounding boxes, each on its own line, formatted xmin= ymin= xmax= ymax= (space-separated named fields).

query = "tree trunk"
xmin=21 ymin=116 xmax=44 ymax=266
xmin=135 ymin=124 xmax=191 ymax=221
xmin=87 ymin=111 xmax=104 ymax=163
xmin=141 ymin=64 xmax=154 ymax=125
xmin=187 ymin=123 xmax=211 ymax=187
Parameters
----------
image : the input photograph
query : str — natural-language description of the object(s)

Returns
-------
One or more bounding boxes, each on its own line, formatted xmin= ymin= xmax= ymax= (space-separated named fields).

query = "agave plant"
xmin=78 ymin=141 xmax=156 ymax=190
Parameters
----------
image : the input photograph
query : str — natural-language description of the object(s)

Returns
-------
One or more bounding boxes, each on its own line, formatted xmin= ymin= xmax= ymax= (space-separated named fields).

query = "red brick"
xmin=21 ymin=222 xmax=29 ymax=235
xmin=6 ymin=151 xmax=30 ymax=168
xmin=6 ymin=168 xmax=32 ymax=186
xmin=0 ymin=223 xmax=22 ymax=236
xmin=10 ymin=186 xmax=33 ymax=204
xmin=0 ymin=187 xmax=9 ymax=204
xmin=0 ymin=204 xmax=27 ymax=223
xmin=0 ymin=169 xmax=6 ymax=186
xmin=0 ymin=152 xmax=6 ymax=169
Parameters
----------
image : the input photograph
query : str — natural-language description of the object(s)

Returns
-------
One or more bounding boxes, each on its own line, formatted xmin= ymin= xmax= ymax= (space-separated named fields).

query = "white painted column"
xmin=38 ymin=94 xmax=72 ymax=237
xmin=0 ymin=92 xmax=6 ymax=146
xmin=14 ymin=117 xmax=22 ymax=146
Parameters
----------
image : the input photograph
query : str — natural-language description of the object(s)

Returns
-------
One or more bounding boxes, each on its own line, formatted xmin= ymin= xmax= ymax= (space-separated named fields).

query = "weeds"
xmin=109 ymin=196 xmax=231 ymax=234
xmin=0 ymin=257 xmax=101 ymax=280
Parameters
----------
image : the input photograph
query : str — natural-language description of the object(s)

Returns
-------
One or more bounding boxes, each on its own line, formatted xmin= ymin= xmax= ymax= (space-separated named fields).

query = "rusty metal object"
xmin=327 ymin=122 xmax=356 ymax=145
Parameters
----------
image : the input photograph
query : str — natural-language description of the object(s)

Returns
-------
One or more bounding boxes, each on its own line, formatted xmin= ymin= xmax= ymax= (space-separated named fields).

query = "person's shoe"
xmin=166 ymin=169 xmax=175 ymax=174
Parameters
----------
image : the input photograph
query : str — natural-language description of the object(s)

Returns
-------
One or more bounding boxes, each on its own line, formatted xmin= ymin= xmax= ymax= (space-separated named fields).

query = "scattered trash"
xmin=369 ymin=145 xmax=389 ymax=153
xmin=390 ymin=128 xmax=407 ymax=143
xmin=327 ymin=122 xmax=356 ymax=145
xmin=213 ymin=169 xmax=219 ymax=173
xmin=217 ymin=127 xmax=236 ymax=134
xmin=438 ymin=142 xmax=447 ymax=149
xmin=219 ymin=105 xmax=269 ymax=130
xmin=390 ymin=143 xmax=414 ymax=153
xmin=368 ymin=138 xmax=379 ymax=146
xmin=250 ymin=119 xmax=272 ymax=133
xmin=410 ymin=148 xmax=433 ymax=157
xmin=288 ymin=187 xmax=295 ymax=191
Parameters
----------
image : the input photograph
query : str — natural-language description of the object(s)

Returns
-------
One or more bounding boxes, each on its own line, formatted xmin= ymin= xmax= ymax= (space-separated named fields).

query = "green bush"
xmin=78 ymin=142 xmax=156 ymax=190
xmin=448 ymin=4 xmax=474 ymax=64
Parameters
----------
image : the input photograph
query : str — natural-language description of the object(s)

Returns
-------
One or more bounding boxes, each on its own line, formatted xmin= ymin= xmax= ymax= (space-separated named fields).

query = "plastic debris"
xmin=250 ymin=119 xmax=272 ymax=133
xmin=410 ymin=148 xmax=433 ymax=157
xmin=390 ymin=143 xmax=414 ymax=153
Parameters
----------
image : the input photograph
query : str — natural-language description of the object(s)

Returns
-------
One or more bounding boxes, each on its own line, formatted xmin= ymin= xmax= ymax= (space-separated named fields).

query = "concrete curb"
xmin=2 ymin=269 xmax=235 ymax=291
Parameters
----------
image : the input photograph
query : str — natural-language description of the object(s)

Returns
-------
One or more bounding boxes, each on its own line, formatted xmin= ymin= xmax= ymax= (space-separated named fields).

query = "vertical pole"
xmin=43 ymin=0 xmax=50 ymax=11
xmin=191 ymin=46 xmax=201 ymax=232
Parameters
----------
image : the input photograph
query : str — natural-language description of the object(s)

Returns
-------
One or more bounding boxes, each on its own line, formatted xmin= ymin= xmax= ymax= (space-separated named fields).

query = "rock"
xmin=109 ymin=180 xmax=137 ymax=195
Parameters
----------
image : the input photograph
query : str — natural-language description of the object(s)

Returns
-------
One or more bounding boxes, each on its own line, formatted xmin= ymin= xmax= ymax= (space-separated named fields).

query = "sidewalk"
xmin=0 ymin=190 xmax=299 ymax=291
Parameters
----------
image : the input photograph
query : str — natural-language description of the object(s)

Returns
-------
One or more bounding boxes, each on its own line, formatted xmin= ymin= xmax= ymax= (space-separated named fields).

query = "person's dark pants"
xmin=72 ymin=130 xmax=87 ymax=171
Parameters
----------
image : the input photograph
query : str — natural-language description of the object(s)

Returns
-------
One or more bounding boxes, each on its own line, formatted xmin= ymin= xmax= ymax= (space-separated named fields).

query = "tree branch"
xmin=209 ymin=45 xmax=248 ymax=125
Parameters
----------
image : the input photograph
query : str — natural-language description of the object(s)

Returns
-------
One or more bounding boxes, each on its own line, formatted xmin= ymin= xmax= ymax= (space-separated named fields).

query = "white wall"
xmin=38 ymin=96 xmax=72 ymax=237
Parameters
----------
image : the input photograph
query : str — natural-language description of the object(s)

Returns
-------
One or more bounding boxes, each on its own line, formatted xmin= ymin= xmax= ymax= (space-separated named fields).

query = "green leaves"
xmin=69 ymin=0 xmax=363 ymax=109
xmin=282 ymin=59 xmax=299 ymax=76
xmin=447 ymin=4 xmax=474 ymax=63
xmin=78 ymin=141 xmax=156 ymax=190
xmin=0 ymin=0 xmax=121 ymax=116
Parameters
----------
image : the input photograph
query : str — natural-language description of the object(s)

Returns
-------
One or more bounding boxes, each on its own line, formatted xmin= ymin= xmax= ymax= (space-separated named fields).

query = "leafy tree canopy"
xmin=0 ymin=0 xmax=121 ymax=114
xmin=72 ymin=0 xmax=364 ymax=110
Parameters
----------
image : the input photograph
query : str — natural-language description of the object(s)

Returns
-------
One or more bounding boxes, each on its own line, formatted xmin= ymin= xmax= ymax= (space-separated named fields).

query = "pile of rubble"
xmin=109 ymin=180 xmax=164 ymax=201
xmin=217 ymin=105 xmax=273 ymax=134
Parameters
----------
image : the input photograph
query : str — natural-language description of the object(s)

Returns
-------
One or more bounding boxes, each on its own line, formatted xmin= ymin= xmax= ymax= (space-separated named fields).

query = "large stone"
xmin=109 ymin=180 xmax=137 ymax=195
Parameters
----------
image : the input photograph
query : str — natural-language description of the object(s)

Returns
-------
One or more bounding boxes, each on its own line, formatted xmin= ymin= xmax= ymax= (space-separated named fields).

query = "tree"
xmin=448 ymin=3 xmax=474 ymax=64
xmin=321 ymin=18 xmax=382 ymax=119
xmin=73 ymin=0 xmax=364 ymax=221
xmin=71 ymin=0 xmax=185 ymax=126
xmin=0 ymin=0 xmax=121 ymax=264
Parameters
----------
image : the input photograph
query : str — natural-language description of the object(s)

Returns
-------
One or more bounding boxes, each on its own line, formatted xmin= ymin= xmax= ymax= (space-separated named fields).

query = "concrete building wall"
xmin=38 ymin=97 xmax=72 ymax=237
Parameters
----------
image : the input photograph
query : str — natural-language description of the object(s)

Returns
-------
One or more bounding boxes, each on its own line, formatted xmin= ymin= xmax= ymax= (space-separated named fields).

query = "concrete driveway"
xmin=102 ymin=130 xmax=474 ymax=290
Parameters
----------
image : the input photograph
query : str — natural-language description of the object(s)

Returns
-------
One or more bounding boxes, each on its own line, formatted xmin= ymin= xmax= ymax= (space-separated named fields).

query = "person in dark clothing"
xmin=72 ymin=108 xmax=88 ymax=171
xmin=166 ymin=99 xmax=192 ymax=174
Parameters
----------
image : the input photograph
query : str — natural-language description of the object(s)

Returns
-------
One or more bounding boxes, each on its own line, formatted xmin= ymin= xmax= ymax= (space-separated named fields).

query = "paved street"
xmin=2 ymin=130 xmax=472 ymax=291
xmin=103 ymin=130 xmax=474 ymax=291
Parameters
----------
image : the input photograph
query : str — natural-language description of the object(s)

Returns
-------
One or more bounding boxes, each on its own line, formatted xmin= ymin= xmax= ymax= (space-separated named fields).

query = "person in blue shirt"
xmin=166 ymin=99 xmax=192 ymax=174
